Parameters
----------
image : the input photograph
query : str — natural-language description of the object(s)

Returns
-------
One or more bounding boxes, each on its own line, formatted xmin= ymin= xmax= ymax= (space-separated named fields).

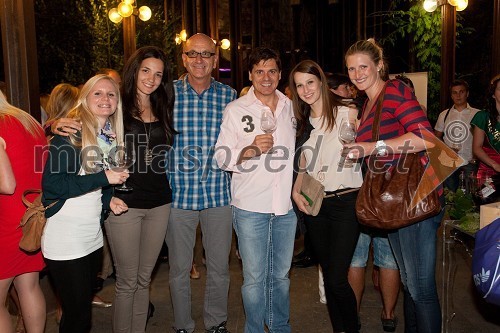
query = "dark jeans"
xmin=305 ymin=192 xmax=360 ymax=333
xmin=45 ymin=248 xmax=102 ymax=333
xmin=388 ymin=210 xmax=444 ymax=333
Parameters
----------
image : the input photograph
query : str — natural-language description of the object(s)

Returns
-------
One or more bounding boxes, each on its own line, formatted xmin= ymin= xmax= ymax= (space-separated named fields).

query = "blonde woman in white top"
xmin=289 ymin=60 xmax=362 ymax=333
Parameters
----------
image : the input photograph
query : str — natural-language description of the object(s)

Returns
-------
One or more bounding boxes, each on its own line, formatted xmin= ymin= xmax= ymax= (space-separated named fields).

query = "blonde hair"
xmin=345 ymin=38 xmax=389 ymax=80
xmin=45 ymin=83 xmax=80 ymax=124
xmin=0 ymin=90 xmax=44 ymax=137
xmin=66 ymin=74 xmax=124 ymax=171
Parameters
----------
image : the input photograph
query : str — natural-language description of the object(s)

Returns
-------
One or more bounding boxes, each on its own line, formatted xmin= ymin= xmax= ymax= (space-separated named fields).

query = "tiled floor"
xmin=21 ymin=227 xmax=500 ymax=332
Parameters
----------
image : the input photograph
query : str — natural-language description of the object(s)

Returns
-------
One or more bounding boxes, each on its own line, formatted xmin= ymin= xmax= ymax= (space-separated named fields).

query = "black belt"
xmin=324 ymin=188 xmax=359 ymax=198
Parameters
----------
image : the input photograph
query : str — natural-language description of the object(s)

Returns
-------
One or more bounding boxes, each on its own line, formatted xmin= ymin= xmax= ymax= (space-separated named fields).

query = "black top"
xmin=116 ymin=117 xmax=172 ymax=209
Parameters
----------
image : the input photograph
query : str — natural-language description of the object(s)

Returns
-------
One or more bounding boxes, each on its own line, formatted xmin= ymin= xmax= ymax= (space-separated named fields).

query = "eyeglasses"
xmin=184 ymin=51 xmax=216 ymax=58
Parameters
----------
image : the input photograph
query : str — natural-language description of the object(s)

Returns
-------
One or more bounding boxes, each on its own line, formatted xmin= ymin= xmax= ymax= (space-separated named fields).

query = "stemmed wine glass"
xmin=260 ymin=107 xmax=277 ymax=154
xmin=338 ymin=118 xmax=357 ymax=168
xmin=110 ymin=140 xmax=136 ymax=192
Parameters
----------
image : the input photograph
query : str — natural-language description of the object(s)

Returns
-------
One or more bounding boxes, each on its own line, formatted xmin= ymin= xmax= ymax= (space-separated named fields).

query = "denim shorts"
xmin=350 ymin=231 xmax=398 ymax=269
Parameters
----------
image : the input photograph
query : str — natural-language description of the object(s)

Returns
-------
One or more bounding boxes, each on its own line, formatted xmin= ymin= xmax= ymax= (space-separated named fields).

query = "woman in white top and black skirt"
xmin=290 ymin=60 xmax=363 ymax=333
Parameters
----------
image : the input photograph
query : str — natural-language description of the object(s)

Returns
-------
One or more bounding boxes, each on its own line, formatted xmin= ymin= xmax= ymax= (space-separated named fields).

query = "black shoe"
xmin=381 ymin=317 xmax=398 ymax=332
xmin=292 ymin=256 xmax=316 ymax=268
xmin=146 ymin=302 xmax=155 ymax=326
xmin=206 ymin=321 xmax=229 ymax=333
xmin=93 ymin=277 xmax=104 ymax=293
xmin=292 ymin=250 xmax=307 ymax=263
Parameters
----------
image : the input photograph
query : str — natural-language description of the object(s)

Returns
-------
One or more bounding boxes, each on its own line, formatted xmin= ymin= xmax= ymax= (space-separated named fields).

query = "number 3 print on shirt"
xmin=241 ymin=115 xmax=255 ymax=133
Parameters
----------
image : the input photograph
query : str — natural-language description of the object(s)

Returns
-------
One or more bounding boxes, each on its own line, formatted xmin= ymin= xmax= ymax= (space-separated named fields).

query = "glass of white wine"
xmin=338 ymin=118 xmax=357 ymax=168
xmin=110 ymin=140 xmax=136 ymax=192
xmin=260 ymin=107 xmax=277 ymax=154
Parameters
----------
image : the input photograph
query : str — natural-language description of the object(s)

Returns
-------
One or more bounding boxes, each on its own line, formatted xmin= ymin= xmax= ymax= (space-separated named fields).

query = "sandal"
xmin=381 ymin=316 xmax=398 ymax=332
xmin=15 ymin=314 xmax=25 ymax=333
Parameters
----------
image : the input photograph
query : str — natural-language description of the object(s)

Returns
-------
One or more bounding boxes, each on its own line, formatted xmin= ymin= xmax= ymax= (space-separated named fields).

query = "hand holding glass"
xmin=338 ymin=118 xmax=357 ymax=168
xmin=260 ymin=108 xmax=277 ymax=153
xmin=110 ymin=141 xmax=136 ymax=192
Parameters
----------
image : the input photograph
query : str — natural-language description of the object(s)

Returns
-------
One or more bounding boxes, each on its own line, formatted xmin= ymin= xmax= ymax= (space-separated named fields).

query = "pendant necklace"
xmin=141 ymin=112 xmax=153 ymax=166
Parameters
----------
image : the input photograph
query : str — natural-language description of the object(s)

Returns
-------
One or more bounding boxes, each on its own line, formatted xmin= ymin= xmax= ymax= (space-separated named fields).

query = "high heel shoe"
xmin=15 ymin=314 xmax=25 ymax=333
xmin=190 ymin=263 xmax=200 ymax=279
xmin=92 ymin=295 xmax=112 ymax=308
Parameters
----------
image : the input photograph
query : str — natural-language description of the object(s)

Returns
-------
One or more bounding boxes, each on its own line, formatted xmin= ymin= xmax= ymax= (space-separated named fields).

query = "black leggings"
xmin=45 ymin=248 xmax=102 ymax=333
xmin=305 ymin=192 xmax=360 ymax=333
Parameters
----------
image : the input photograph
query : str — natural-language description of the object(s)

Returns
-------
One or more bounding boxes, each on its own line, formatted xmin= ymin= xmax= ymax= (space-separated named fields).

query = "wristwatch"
xmin=375 ymin=140 xmax=388 ymax=156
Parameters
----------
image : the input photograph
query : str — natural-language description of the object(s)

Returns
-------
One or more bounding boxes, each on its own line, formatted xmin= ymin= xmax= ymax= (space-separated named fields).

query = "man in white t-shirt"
xmin=434 ymin=79 xmax=479 ymax=191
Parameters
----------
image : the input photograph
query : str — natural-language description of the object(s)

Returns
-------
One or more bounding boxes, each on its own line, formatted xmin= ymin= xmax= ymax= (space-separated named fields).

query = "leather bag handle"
xmin=370 ymin=82 xmax=388 ymax=143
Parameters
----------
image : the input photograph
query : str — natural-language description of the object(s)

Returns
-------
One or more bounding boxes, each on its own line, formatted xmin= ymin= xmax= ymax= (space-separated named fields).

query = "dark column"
xmin=123 ymin=16 xmax=136 ymax=64
xmin=492 ymin=0 xmax=500 ymax=77
xmin=440 ymin=4 xmax=456 ymax=111
xmin=0 ymin=0 xmax=40 ymax=119
xmin=183 ymin=0 xmax=195 ymax=36
xmin=199 ymin=0 xmax=209 ymax=34
xmin=209 ymin=0 xmax=220 ymax=81
xmin=208 ymin=0 xmax=218 ymax=40
xmin=229 ymin=0 xmax=242 ymax=92
xmin=252 ymin=0 xmax=261 ymax=48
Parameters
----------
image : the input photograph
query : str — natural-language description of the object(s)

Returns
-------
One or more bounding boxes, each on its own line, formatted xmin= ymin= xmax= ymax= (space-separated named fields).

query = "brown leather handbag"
xmin=19 ymin=189 xmax=57 ymax=252
xmin=355 ymin=87 xmax=441 ymax=229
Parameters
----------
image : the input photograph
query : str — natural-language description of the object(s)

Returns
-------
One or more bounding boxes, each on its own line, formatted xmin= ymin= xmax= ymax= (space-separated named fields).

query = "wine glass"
xmin=338 ymin=118 xmax=357 ymax=168
xmin=260 ymin=107 xmax=277 ymax=153
xmin=110 ymin=140 xmax=136 ymax=192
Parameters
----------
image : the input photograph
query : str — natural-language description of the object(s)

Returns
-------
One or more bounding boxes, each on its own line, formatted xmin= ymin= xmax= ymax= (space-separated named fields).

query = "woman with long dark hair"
xmin=104 ymin=46 xmax=176 ymax=333
xmin=290 ymin=60 xmax=362 ymax=333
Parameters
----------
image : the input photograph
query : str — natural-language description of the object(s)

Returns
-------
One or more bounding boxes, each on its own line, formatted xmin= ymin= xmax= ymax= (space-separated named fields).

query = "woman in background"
xmin=42 ymin=74 xmax=129 ymax=333
xmin=0 ymin=90 xmax=46 ymax=333
xmin=471 ymin=74 xmax=500 ymax=178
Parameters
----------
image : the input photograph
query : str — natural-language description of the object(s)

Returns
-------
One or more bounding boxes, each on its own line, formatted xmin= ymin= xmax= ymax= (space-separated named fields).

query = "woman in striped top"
xmin=344 ymin=39 xmax=443 ymax=333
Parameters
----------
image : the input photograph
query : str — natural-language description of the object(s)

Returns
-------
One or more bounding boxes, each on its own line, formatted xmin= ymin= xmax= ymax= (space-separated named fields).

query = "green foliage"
xmin=445 ymin=188 xmax=475 ymax=219
xmin=35 ymin=0 xmax=177 ymax=93
xmin=445 ymin=188 xmax=479 ymax=233
xmin=380 ymin=0 xmax=473 ymax=122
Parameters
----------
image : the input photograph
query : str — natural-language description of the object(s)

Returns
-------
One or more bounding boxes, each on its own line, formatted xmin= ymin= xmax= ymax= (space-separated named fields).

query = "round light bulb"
xmin=117 ymin=2 xmax=134 ymax=17
xmin=108 ymin=8 xmax=123 ymax=23
xmin=180 ymin=29 xmax=188 ymax=42
xmin=123 ymin=0 xmax=135 ymax=4
xmin=175 ymin=34 xmax=182 ymax=45
xmin=220 ymin=39 xmax=231 ymax=50
xmin=455 ymin=0 xmax=468 ymax=11
xmin=138 ymin=6 xmax=152 ymax=21
xmin=448 ymin=0 xmax=460 ymax=6
xmin=423 ymin=0 xmax=438 ymax=12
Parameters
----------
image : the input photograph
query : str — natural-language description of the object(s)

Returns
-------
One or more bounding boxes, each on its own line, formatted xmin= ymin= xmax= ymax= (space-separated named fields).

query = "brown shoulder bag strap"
xmin=371 ymin=83 xmax=388 ymax=142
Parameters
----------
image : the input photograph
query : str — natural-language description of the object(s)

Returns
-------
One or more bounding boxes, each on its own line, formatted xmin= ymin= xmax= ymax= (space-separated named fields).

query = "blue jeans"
xmin=388 ymin=210 xmax=444 ymax=333
xmin=350 ymin=231 xmax=398 ymax=269
xmin=232 ymin=207 xmax=297 ymax=333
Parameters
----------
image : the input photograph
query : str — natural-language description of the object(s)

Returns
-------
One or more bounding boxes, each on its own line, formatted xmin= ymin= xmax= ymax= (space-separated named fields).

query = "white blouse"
xmin=41 ymin=168 xmax=103 ymax=261
xmin=302 ymin=106 xmax=363 ymax=192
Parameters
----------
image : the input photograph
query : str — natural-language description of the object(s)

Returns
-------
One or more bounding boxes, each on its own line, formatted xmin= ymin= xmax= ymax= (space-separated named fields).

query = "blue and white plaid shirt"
xmin=167 ymin=76 xmax=237 ymax=210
